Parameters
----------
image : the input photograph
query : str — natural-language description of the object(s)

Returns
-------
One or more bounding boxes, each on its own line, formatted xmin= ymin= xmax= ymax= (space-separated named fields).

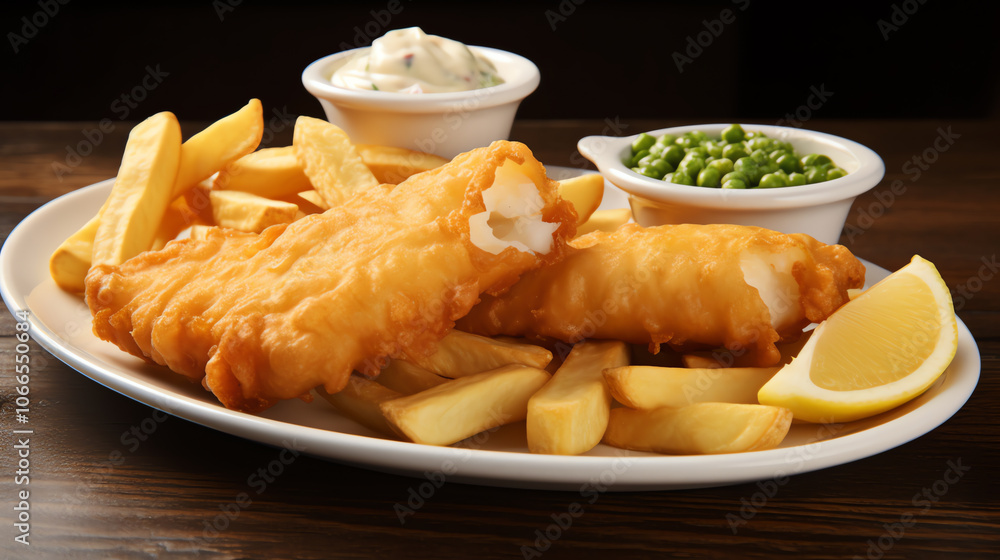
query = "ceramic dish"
xmin=577 ymin=124 xmax=885 ymax=245
xmin=0 ymin=169 xmax=978 ymax=491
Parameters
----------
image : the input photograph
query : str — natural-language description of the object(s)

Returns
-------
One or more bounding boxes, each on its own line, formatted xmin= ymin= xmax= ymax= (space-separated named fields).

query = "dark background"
xmin=2 ymin=0 xmax=997 ymax=124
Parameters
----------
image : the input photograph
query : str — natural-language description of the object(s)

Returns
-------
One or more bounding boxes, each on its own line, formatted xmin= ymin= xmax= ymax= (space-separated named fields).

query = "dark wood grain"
xmin=1 ymin=120 xmax=997 ymax=559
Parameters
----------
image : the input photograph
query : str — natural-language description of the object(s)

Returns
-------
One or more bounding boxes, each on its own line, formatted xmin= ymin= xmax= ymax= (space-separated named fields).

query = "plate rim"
xmin=0 ymin=170 xmax=981 ymax=491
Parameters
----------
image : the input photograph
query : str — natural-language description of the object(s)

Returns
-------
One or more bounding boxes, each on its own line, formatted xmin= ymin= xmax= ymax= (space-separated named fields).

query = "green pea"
xmin=630 ymin=149 xmax=650 ymax=168
xmin=671 ymin=171 xmax=695 ymax=185
xmin=676 ymin=134 xmax=700 ymax=149
xmin=750 ymin=149 xmax=770 ymax=165
xmin=734 ymin=158 xmax=762 ymax=185
xmin=656 ymin=133 xmax=677 ymax=147
xmin=826 ymin=167 xmax=848 ymax=180
xmin=651 ymin=159 xmax=674 ymax=175
xmin=800 ymin=154 xmax=833 ymax=168
xmin=776 ymin=153 xmax=800 ymax=174
xmin=648 ymin=144 xmax=665 ymax=157
xmin=788 ymin=172 xmax=807 ymax=186
xmin=722 ymin=179 xmax=747 ymax=189
xmin=722 ymin=170 xmax=747 ymax=184
xmin=758 ymin=173 xmax=788 ymax=188
xmin=687 ymin=146 xmax=709 ymax=159
xmin=662 ymin=172 xmax=673 ymax=182
xmin=632 ymin=133 xmax=656 ymax=154
xmin=638 ymin=165 xmax=663 ymax=179
xmin=721 ymin=124 xmax=746 ymax=144
xmin=661 ymin=145 xmax=685 ymax=166
xmin=805 ymin=167 xmax=827 ymax=184
xmin=708 ymin=157 xmax=734 ymax=175
xmin=637 ymin=154 xmax=656 ymax=168
xmin=706 ymin=141 xmax=724 ymax=158
xmin=678 ymin=158 xmax=705 ymax=177
xmin=697 ymin=166 xmax=722 ymax=188
xmin=690 ymin=130 xmax=709 ymax=144
xmin=722 ymin=143 xmax=748 ymax=161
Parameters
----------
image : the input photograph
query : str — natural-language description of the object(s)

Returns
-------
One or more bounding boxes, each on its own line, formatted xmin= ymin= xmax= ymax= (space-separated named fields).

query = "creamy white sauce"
xmin=332 ymin=27 xmax=504 ymax=94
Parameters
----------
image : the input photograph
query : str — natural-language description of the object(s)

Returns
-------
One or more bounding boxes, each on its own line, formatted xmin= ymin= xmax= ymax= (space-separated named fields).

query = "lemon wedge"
xmin=758 ymin=255 xmax=958 ymax=423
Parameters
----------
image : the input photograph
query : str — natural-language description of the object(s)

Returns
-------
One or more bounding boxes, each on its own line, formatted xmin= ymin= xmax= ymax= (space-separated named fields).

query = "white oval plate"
xmin=0 ymin=170 xmax=980 ymax=491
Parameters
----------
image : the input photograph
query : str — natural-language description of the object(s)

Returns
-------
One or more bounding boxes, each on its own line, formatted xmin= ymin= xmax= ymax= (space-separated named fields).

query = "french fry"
xmin=278 ymin=191 xmax=327 ymax=216
xmin=380 ymin=365 xmax=551 ymax=446
xmin=527 ymin=341 xmax=629 ymax=455
xmin=187 ymin=224 xmax=217 ymax=241
xmin=405 ymin=330 xmax=552 ymax=378
xmin=151 ymin=192 xmax=213 ymax=250
xmin=356 ymin=144 xmax=449 ymax=184
xmin=293 ymin=116 xmax=379 ymax=207
xmin=172 ymin=98 xmax=263 ymax=197
xmin=49 ymin=213 xmax=102 ymax=292
xmin=556 ymin=173 xmax=604 ymax=225
xmin=208 ymin=189 xmax=298 ymax=233
xmin=91 ymin=112 xmax=182 ymax=267
xmin=213 ymin=146 xmax=312 ymax=199
xmin=376 ymin=360 xmax=448 ymax=395
xmin=318 ymin=375 xmax=402 ymax=437
xmin=604 ymin=366 xmax=780 ymax=409
xmin=295 ymin=189 xmax=330 ymax=210
xmin=576 ymin=208 xmax=632 ymax=236
xmin=603 ymin=403 xmax=793 ymax=455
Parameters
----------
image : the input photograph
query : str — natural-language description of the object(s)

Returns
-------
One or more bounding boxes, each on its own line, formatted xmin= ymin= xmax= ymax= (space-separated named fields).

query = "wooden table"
xmin=1 ymin=120 xmax=997 ymax=559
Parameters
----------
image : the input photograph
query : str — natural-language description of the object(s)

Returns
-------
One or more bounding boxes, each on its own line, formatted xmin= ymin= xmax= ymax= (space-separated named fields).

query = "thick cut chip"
xmin=603 ymin=403 xmax=793 ymax=455
xmin=213 ymin=146 xmax=313 ymax=199
xmin=376 ymin=360 xmax=448 ymax=395
xmin=318 ymin=376 xmax=402 ymax=437
xmin=527 ymin=340 xmax=629 ymax=455
xmin=380 ymin=365 xmax=551 ymax=446
xmin=49 ymin=213 xmax=101 ymax=293
xmin=556 ymin=174 xmax=604 ymax=225
xmin=92 ymin=112 xmax=182 ymax=267
xmin=293 ymin=116 xmax=379 ymax=207
xmin=172 ymin=99 xmax=263 ymax=197
xmin=604 ymin=366 xmax=780 ymax=409
xmin=356 ymin=144 xmax=449 ymax=184
xmin=575 ymin=208 xmax=632 ymax=237
xmin=404 ymin=330 xmax=552 ymax=378
xmin=208 ymin=189 xmax=298 ymax=233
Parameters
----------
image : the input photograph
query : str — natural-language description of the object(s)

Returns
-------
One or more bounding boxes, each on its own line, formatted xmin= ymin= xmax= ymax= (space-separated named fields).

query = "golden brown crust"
xmin=458 ymin=223 xmax=865 ymax=367
xmin=85 ymin=140 xmax=576 ymax=412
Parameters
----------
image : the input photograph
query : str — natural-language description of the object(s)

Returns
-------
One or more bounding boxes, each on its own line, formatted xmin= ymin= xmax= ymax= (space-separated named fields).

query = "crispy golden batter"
xmin=458 ymin=223 xmax=865 ymax=366
xmin=86 ymin=141 xmax=576 ymax=412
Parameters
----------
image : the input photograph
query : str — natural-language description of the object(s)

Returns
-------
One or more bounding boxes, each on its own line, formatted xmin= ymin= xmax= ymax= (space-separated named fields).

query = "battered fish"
xmin=457 ymin=223 xmax=865 ymax=366
xmin=86 ymin=141 xmax=577 ymax=411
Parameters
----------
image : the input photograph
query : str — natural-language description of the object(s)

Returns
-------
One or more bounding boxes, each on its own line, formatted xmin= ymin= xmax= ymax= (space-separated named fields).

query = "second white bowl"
xmin=302 ymin=47 xmax=540 ymax=158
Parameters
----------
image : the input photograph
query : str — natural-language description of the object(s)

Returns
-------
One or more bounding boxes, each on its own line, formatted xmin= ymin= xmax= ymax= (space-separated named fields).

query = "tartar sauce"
xmin=331 ymin=27 xmax=504 ymax=94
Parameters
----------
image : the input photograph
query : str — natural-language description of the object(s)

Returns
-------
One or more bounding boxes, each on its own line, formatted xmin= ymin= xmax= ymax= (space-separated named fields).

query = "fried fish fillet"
xmin=86 ymin=141 xmax=577 ymax=412
xmin=457 ymin=223 xmax=865 ymax=366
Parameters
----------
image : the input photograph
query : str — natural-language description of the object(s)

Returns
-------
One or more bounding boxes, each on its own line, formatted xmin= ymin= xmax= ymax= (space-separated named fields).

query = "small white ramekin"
xmin=577 ymin=124 xmax=885 ymax=244
xmin=302 ymin=47 xmax=539 ymax=158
